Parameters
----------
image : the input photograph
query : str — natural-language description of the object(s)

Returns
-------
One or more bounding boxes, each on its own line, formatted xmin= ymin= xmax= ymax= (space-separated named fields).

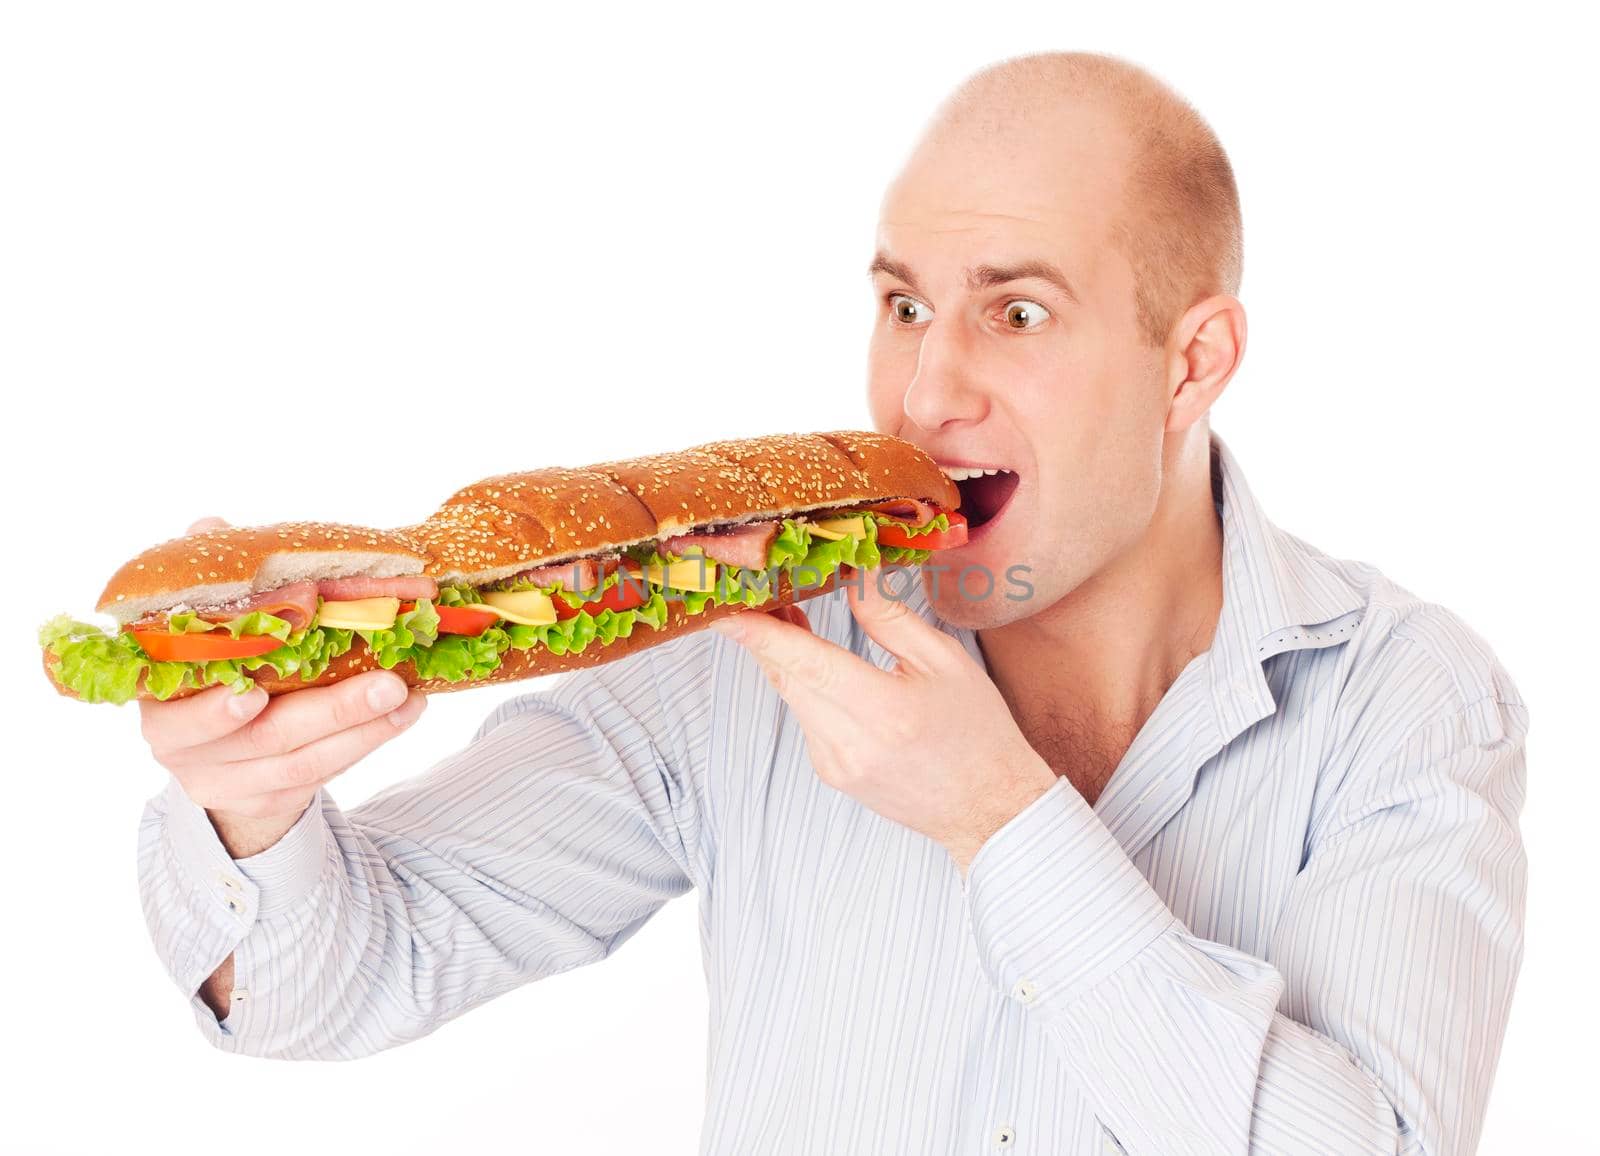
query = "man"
xmin=137 ymin=52 xmax=1527 ymax=1154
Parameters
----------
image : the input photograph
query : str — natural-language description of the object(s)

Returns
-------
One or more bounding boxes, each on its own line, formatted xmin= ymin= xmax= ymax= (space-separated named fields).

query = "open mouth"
xmin=939 ymin=464 xmax=1020 ymax=531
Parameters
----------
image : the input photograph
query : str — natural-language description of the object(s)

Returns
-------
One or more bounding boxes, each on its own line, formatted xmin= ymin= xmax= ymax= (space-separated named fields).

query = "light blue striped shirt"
xmin=139 ymin=431 xmax=1528 ymax=1154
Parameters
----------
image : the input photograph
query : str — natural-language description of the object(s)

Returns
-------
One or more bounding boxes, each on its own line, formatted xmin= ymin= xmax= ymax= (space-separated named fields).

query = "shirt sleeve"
xmin=961 ymin=693 xmax=1528 ymax=1156
xmin=136 ymin=635 xmax=716 ymax=1059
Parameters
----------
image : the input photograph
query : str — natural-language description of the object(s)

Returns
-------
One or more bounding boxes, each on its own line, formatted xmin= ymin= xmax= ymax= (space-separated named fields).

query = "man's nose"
xmin=901 ymin=319 xmax=987 ymax=433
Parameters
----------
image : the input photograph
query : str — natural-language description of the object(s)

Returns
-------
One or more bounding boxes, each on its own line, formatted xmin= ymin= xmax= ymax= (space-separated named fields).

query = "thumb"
xmin=846 ymin=567 xmax=957 ymax=674
xmin=186 ymin=516 xmax=230 ymax=535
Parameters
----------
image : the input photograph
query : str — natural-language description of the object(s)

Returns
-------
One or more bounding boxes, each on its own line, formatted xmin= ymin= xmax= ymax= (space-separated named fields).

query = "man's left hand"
xmin=710 ymin=570 xmax=1057 ymax=874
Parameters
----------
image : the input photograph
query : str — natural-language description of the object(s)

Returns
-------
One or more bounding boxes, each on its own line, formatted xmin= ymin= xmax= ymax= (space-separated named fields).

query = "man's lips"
xmin=938 ymin=463 xmax=1019 ymax=530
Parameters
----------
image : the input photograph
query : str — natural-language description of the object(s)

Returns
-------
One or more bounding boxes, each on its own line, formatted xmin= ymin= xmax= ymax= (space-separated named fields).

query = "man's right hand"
xmin=137 ymin=517 xmax=428 ymax=859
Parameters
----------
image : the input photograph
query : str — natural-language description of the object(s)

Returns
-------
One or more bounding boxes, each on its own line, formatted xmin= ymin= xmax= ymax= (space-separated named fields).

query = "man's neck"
xmin=976 ymin=431 xmax=1225 ymax=802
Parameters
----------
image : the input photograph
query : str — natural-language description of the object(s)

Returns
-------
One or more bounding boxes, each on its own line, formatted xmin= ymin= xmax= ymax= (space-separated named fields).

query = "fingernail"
xmin=367 ymin=678 xmax=406 ymax=712
xmin=709 ymin=618 xmax=743 ymax=639
xmin=227 ymin=688 xmax=266 ymax=718
xmin=389 ymin=693 xmax=427 ymax=728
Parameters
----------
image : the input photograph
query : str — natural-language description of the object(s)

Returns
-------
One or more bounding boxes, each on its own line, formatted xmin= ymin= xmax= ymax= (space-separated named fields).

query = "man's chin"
xmin=919 ymin=568 xmax=1040 ymax=630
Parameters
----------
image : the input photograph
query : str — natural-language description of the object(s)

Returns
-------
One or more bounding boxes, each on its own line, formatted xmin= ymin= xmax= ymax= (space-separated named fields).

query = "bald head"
xmin=868 ymin=54 xmax=1249 ymax=630
xmin=918 ymin=52 xmax=1242 ymax=346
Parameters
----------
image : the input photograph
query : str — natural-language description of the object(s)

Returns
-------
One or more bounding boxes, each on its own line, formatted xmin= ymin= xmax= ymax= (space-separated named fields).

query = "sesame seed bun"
xmin=421 ymin=432 xmax=957 ymax=586
xmin=95 ymin=522 xmax=427 ymax=626
xmin=55 ymin=430 xmax=956 ymax=703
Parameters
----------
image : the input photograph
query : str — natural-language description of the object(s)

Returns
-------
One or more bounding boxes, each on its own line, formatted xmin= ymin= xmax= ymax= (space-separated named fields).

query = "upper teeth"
xmin=939 ymin=465 xmax=1010 ymax=481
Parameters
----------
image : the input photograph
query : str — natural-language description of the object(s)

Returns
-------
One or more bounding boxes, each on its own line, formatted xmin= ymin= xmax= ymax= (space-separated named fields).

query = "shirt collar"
xmin=1205 ymin=429 xmax=1369 ymax=739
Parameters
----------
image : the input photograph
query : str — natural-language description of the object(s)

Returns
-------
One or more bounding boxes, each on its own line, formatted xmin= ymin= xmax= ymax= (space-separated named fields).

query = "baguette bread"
xmin=44 ymin=431 xmax=955 ymax=704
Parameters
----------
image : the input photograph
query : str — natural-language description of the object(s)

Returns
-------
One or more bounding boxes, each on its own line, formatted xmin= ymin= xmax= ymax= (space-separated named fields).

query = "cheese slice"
xmin=316 ymin=597 xmax=401 ymax=631
xmin=644 ymin=557 xmax=718 ymax=592
xmin=479 ymin=589 xmax=558 ymax=626
xmin=805 ymin=515 xmax=867 ymax=541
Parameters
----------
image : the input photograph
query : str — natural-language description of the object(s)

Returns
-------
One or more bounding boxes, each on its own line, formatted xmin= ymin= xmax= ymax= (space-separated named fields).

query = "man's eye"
xmin=888 ymin=294 xmax=932 ymax=325
xmin=1001 ymin=299 xmax=1050 ymax=330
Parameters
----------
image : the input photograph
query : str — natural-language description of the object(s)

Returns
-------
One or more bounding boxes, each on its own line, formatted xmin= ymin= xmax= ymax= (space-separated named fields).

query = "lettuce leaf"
xmin=144 ymin=660 xmax=197 ymax=700
xmin=190 ymin=626 xmax=358 ymax=693
xmin=804 ymin=523 xmax=882 ymax=573
xmin=408 ymin=626 xmax=512 ymax=682
xmin=40 ymin=616 xmax=151 ymax=704
xmin=767 ymin=520 xmax=811 ymax=568
xmin=356 ymin=599 xmax=440 ymax=670
xmin=165 ymin=609 xmax=294 ymax=641
xmin=39 ymin=613 xmax=357 ymax=704
xmin=436 ymin=584 xmax=484 ymax=607
xmin=501 ymin=591 xmax=670 ymax=657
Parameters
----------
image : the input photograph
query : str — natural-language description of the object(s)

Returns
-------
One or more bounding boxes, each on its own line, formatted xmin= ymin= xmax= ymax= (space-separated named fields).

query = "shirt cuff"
xmin=962 ymin=778 xmax=1176 ymax=1019
xmin=159 ymin=776 xmax=331 ymax=928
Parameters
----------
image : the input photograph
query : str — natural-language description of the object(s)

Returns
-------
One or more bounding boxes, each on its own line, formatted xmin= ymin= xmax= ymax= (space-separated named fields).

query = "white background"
xmin=3 ymin=3 xmax=1595 ymax=1152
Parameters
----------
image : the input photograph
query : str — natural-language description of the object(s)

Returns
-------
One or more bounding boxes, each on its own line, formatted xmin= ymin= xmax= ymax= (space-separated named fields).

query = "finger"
xmin=186 ymin=516 xmax=230 ymax=534
xmin=182 ymin=690 xmax=428 ymax=807
xmin=766 ymin=604 xmax=812 ymax=632
xmin=710 ymin=610 xmax=885 ymax=709
xmin=173 ymin=670 xmax=413 ymax=766
xmin=141 ymin=683 xmax=271 ymax=756
xmin=847 ymin=567 xmax=967 ymax=674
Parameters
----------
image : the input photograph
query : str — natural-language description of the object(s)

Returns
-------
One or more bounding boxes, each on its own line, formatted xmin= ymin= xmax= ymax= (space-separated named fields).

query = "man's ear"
xmin=1164 ymin=294 xmax=1247 ymax=433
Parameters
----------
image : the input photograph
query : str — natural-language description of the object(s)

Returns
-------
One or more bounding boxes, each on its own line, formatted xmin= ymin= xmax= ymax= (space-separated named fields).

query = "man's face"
xmin=867 ymin=102 xmax=1174 ymax=628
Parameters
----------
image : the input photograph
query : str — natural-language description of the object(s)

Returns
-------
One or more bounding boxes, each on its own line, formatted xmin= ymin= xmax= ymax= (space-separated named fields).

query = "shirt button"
xmin=1011 ymin=979 xmax=1038 ymax=1004
xmin=225 ymin=897 xmax=246 ymax=917
xmin=218 ymin=873 xmax=243 ymax=891
xmin=993 ymin=1124 xmax=1016 ymax=1148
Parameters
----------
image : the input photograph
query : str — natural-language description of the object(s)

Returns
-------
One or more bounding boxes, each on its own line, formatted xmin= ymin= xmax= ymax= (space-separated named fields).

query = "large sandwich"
xmin=41 ymin=431 xmax=966 ymax=705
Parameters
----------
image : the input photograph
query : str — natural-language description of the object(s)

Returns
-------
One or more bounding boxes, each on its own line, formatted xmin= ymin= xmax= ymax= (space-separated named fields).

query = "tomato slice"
xmin=875 ymin=509 xmax=969 ymax=551
xmin=130 ymin=629 xmax=284 ymax=663
xmin=553 ymin=577 xmax=651 ymax=620
xmin=397 ymin=601 xmax=501 ymax=637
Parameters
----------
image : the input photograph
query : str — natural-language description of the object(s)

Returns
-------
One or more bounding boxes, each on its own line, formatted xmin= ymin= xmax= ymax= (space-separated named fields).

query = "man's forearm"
xmin=208 ymin=808 xmax=302 ymax=859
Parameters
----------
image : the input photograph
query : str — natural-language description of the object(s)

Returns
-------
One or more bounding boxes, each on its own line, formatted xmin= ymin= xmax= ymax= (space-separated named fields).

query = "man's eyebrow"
xmin=867 ymin=253 xmax=924 ymax=296
xmin=965 ymin=261 xmax=1079 ymax=305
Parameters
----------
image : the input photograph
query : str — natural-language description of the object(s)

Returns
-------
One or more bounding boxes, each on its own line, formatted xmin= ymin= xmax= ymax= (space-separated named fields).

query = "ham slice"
xmin=200 ymin=581 xmax=321 ymax=631
xmin=130 ymin=580 xmax=322 ymax=634
xmin=510 ymin=558 xmax=603 ymax=594
xmin=661 ymin=521 xmax=779 ymax=571
xmin=862 ymin=498 xmax=940 ymax=525
xmin=316 ymin=576 xmax=439 ymax=602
